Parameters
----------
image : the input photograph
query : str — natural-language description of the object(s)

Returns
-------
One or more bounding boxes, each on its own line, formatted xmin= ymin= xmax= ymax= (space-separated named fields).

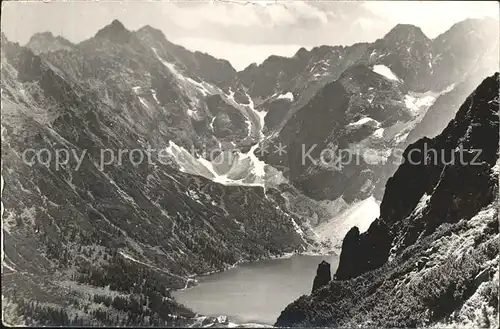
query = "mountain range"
xmin=1 ymin=17 xmax=498 ymax=327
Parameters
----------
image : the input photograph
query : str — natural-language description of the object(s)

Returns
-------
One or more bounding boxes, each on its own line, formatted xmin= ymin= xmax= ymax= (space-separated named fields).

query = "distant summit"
xmin=294 ymin=47 xmax=309 ymax=59
xmin=382 ymin=23 xmax=430 ymax=46
xmin=136 ymin=25 xmax=168 ymax=42
xmin=26 ymin=31 xmax=74 ymax=54
xmin=94 ymin=19 xmax=132 ymax=43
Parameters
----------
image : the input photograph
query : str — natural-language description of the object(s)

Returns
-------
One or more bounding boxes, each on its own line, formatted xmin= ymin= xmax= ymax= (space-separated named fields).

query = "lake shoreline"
xmin=179 ymin=248 xmax=338 ymax=290
xmin=173 ymin=253 xmax=340 ymax=325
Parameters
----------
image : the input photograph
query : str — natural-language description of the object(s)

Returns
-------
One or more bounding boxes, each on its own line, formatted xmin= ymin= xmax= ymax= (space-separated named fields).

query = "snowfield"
xmin=347 ymin=117 xmax=381 ymax=128
xmin=277 ymin=92 xmax=294 ymax=101
xmin=372 ymin=64 xmax=400 ymax=82
xmin=404 ymin=84 xmax=456 ymax=116
xmin=404 ymin=93 xmax=437 ymax=115
xmin=165 ymin=140 xmax=273 ymax=188
xmin=314 ymin=196 xmax=380 ymax=248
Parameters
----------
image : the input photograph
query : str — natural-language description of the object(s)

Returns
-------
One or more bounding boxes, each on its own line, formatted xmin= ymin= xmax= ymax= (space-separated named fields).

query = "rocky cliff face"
xmin=311 ymin=260 xmax=331 ymax=293
xmin=26 ymin=32 xmax=75 ymax=55
xmin=261 ymin=63 xmax=414 ymax=203
xmin=276 ymin=73 xmax=499 ymax=327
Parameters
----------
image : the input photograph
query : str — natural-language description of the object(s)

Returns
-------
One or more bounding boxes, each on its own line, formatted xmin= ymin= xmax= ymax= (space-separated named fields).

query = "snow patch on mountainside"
xmin=277 ymin=92 xmax=294 ymax=101
xmin=239 ymin=144 xmax=266 ymax=178
xmin=166 ymin=141 xmax=216 ymax=179
xmin=166 ymin=140 xmax=268 ymax=188
xmin=225 ymin=89 xmax=237 ymax=105
xmin=348 ymin=140 xmax=392 ymax=165
xmin=315 ymin=196 xmax=380 ymax=249
xmin=209 ymin=117 xmax=216 ymax=131
xmin=152 ymin=48 xmax=183 ymax=78
xmin=221 ymin=89 xmax=266 ymax=142
xmin=245 ymin=91 xmax=266 ymax=141
xmin=348 ymin=117 xmax=381 ymax=128
xmin=151 ymin=89 xmax=160 ymax=104
xmin=404 ymin=93 xmax=436 ymax=115
xmin=152 ymin=47 xmax=214 ymax=97
xmin=372 ymin=65 xmax=400 ymax=82
xmin=138 ymin=97 xmax=149 ymax=110
xmin=405 ymin=83 xmax=456 ymax=116
xmin=252 ymin=108 xmax=267 ymax=140
xmin=373 ymin=128 xmax=385 ymax=138
xmin=245 ymin=118 xmax=253 ymax=138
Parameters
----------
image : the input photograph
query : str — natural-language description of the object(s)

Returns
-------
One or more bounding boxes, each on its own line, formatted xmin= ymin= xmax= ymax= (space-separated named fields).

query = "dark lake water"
xmin=172 ymin=253 xmax=339 ymax=325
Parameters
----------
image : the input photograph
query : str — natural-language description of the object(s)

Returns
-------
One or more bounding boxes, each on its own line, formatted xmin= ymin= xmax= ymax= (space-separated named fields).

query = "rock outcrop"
xmin=311 ymin=261 xmax=331 ymax=293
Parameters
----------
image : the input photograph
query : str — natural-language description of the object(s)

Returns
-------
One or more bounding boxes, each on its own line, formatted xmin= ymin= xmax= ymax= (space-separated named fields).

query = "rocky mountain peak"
xmin=433 ymin=17 xmax=498 ymax=47
xmin=439 ymin=17 xmax=497 ymax=35
xmin=26 ymin=31 xmax=74 ymax=54
xmin=382 ymin=24 xmax=432 ymax=49
xmin=94 ymin=19 xmax=132 ymax=43
xmin=429 ymin=18 xmax=498 ymax=90
xmin=383 ymin=23 xmax=430 ymax=45
xmin=311 ymin=260 xmax=331 ymax=293
xmin=110 ymin=19 xmax=125 ymax=29
xmin=1 ymin=32 xmax=9 ymax=44
xmin=136 ymin=24 xmax=168 ymax=42
xmin=294 ymin=47 xmax=309 ymax=59
xmin=309 ymin=45 xmax=336 ymax=58
xmin=30 ymin=31 xmax=54 ymax=39
xmin=134 ymin=24 xmax=236 ymax=87
xmin=242 ymin=62 xmax=258 ymax=72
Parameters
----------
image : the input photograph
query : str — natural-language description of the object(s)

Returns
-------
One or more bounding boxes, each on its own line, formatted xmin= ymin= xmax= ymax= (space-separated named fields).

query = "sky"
xmin=2 ymin=0 xmax=499 ymax=70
